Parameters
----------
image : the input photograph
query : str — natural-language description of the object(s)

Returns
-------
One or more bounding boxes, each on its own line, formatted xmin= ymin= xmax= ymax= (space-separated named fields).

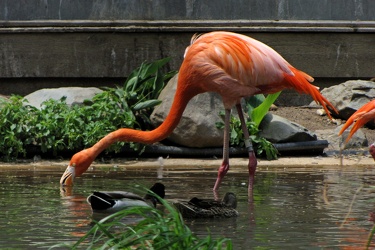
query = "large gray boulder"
xmin=151 ymin=74 xmax=318 ymax=148
xmin=308 ymin=79 xmax=374 ymax=149
xmin=314 ymin=125 xmax=367 ymax=150
xmin=311 ymin=80 xmax=375 ymax=121
xmin=151 ymin=75 xmax=224 ymax=147
xmin=259 ymin=113 xmax=317 ymax=143
xmin=23 ymin=87 xmax=103 ymax=109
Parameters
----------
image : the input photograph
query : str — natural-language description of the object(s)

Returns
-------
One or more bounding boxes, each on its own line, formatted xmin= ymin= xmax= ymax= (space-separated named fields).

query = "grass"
xmin=51 ymin=194 xmax=232 ymax=250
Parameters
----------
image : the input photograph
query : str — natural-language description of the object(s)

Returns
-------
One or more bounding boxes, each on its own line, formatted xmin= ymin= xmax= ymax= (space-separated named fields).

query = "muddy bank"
xmin=0 ymin=154 xmax=373 ymax=171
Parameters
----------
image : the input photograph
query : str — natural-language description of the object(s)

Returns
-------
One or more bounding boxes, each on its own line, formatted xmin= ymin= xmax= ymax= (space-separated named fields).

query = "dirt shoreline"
xmin=0 ymin=107 xmax=373 ymax=170
xmin=0 ymin=154 xmax=373 ymax=171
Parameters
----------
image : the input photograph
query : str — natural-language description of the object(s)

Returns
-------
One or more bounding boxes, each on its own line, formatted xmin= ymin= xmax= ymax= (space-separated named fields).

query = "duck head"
xmin=60 ymin=150 xmax=94 ymax=186
xmin=144 ymin=183 xmax=165 ymax=206
xmin=222 ymin=192 xmax=237 ymax=209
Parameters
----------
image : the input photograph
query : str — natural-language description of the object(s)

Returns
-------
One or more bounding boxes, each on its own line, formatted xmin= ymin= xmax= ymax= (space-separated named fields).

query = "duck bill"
xmin=60 ymin=165 xmax=75 ymax=186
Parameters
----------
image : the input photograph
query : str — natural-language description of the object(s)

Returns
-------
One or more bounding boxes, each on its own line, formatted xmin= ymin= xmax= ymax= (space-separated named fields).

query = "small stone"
xmin=316 ymin=109 xmax=326 ymax=116
xmin=330 ymin=119 xmax=341 ymax=125
xmin=269 ymin=104 xmax=278 ymax=111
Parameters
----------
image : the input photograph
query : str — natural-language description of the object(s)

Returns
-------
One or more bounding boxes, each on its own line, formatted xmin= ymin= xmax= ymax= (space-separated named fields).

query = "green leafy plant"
xmin=0 ymin=96 xmax=36 ymax=158
xmin=216 ymin=92 xmax=281 ymax=160
xmin=0 ymin=58 xmax=176 ymax=160
xmin=123 ymin=58 xmax=177 ymax=129
xmin=51 ymin=192 xmax=232 ymax=249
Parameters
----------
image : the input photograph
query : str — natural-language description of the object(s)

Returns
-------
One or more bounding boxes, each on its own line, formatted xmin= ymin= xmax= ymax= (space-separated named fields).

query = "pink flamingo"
xmin=60 ymin=31 xmax=337 ymax=194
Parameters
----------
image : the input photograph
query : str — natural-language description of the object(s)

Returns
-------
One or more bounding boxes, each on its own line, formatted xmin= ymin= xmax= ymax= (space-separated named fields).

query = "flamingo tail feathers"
xmin=283 ymin=67 xmax=338 ymax=119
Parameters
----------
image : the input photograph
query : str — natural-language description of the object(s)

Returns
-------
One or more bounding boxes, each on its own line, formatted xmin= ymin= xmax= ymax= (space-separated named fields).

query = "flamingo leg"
xmin=235 ymin=103 xmax=257 ymax=193
xmin=213 ymin=108 xmax=231 ymax=192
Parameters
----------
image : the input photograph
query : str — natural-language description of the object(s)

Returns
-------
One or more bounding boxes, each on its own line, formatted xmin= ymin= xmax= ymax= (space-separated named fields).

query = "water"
xmin=1 ymin=164 xmax=375 ymax=249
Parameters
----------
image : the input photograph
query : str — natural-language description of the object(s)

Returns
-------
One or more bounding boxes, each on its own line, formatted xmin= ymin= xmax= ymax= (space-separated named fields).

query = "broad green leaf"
xmin=138 ymin=58 xmax=171 ymax=80
xmin=251 ymin=91 xmax=281 ymax=128
xmin=133 ymin=99 xmax=162 ymax=111
xmin=245 ymin=94 xmax=265 ymax=115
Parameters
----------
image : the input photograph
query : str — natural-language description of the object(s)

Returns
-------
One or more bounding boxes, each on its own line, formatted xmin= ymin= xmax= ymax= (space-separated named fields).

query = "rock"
xmin=151 ymin=74 xmax=319 ymax=147
xmin=150 ymin=75 xmax=224 ymax=147
xmin=335 ymin=125 xmax=368 ymax=149
xmin=316 ymin=109 xmax=326 ymax=116
xmin=310 ymin=80 xmax=375 ymax=123
xmin=259 ymin=113 xmax=317 ymax=143
xmin=23 ymin=87 xmax=103 ymax=109
xmin=315 ymin=127 xmax=367 ymax=151
xmin=307 ymin=80 xmax=375 ymax=150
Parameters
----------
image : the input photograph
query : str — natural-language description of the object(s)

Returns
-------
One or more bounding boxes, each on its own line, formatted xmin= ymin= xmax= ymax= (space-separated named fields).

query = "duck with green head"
xmin=87 ymin=183 xmax=165 ymax=214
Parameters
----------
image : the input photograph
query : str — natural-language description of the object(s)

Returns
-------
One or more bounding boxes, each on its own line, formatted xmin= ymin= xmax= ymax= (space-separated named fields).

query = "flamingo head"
xmin=60 ymin=150 xmax=94 ymax=186
xmin=369 ymin=143 xmax=375 ymax=161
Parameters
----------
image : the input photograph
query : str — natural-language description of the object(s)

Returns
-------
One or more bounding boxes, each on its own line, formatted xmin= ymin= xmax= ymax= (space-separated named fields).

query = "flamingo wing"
xmin=184 ymin=31 xmax=337 ymax=117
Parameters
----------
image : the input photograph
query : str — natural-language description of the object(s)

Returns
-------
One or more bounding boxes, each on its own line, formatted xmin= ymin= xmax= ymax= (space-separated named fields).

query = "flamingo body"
xmin=60 ymin=31 xmax=337 ymax=194
xmin=180 ymin=32 xmax=334 ymax=114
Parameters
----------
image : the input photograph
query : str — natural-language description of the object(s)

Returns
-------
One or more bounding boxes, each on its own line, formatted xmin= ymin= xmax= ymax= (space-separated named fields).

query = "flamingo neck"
xmin=85 ymin=75 xmax=201 ymax=159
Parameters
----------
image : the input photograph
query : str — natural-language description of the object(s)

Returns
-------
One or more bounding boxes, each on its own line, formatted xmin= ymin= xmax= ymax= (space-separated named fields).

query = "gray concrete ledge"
xmin=1 ymin=20 xmax=375 ymax=33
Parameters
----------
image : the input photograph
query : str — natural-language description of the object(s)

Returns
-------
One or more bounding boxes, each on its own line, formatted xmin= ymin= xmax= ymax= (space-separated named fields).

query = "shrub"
xmin=0 ymin=58 xmax=176 ymax=160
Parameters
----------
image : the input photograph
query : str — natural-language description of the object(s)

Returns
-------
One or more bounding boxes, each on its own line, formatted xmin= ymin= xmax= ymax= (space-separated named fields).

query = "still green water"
xmin=1 ymin=165 xmax=375 ymax=249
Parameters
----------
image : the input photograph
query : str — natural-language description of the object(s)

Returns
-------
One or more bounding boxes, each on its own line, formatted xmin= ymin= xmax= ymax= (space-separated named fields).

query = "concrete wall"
xmin=1 ymin=0 xmax=375 ymax=105
xmin=1 ymin=0 xmax=375 ymax=21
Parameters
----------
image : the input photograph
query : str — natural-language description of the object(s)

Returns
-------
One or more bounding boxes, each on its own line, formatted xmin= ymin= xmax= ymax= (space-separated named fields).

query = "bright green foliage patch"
xmin=0 ymin=58 xmax=176 ymax=160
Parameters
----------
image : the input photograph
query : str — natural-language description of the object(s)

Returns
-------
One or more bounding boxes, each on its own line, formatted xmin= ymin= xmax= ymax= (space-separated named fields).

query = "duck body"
xmin=87 ymin=191 xmax=151 ymax=213
xmin=174 ymin=192 xmax=238 ymax=218
xmin=87 ymin=183 xmax=165 ymax=213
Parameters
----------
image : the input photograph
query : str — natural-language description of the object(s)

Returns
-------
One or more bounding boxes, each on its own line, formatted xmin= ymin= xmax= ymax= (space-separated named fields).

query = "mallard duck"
xmin=87 ymin=183 xmax=165 ymax=213
xmin=174 ymin=192 xmax=238 ymax=218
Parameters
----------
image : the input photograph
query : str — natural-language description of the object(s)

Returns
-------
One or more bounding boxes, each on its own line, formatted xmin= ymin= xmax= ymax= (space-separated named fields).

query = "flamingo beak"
xmin=60 ymin=164 xmax=76 ymax=186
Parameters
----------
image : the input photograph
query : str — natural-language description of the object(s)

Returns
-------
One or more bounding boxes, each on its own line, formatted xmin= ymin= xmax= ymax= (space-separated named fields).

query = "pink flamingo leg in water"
xmin=213 ymin=108 xmax=231 ymax=192
xmin=213 ymin=103 xmax=258 ymax=198
xmin=235 ymin=104 xmax=257 ymax=199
